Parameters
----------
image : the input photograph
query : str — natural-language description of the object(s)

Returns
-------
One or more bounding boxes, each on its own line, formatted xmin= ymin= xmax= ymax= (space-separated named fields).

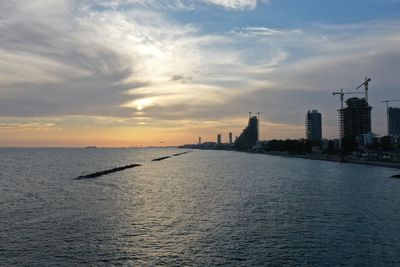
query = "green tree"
xmin=380 ymin=136 xmax=393 ymax=151
xmin=341 ymin=135 xmax=358 ymax=154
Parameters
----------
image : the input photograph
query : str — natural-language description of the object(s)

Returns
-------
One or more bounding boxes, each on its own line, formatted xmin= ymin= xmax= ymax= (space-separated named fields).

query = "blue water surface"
xmin=0 ymin=148 xmax=399 ymax=266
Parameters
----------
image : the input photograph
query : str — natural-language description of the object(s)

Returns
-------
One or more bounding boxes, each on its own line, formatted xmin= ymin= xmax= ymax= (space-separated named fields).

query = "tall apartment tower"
xmin=388 ymin=107 xmax=400 ymax=136
xmin=198 ymin=137 xmax=201 ymax=145
xmin=229 ymin=132 xmax=233 ymax=144
xmin=338 ymin=97 xmax=372 ymax=139
xmin=235 ymin=116 xmax=258 ymax=149
xmin=305 ymin=110 xmax=322 ymax=142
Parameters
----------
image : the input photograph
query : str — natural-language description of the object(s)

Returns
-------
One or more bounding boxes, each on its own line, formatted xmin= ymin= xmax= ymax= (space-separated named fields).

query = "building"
xmin=235 ymin=116 xmax=258 ymax=150
xmin=339 ymin=97 xmax=372 ymax=139
xmin=198 ymin=137 xmax=201 ymax=145
xmin=217 ymin=134 xmax=222 ymax=145
xmin=388 ymin=107 xmax=400 ymax=136
xmin=358 ymin=132 xmax=377 ymax=147
xmin=229 ymin=132 xmax=233 ymax=144
xmin=305 ymin=110 xmax=322 ymax=142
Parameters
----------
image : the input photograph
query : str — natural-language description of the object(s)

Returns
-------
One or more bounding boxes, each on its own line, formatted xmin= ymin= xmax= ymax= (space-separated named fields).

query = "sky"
xmin=1 ymin=0 xmax=400 ymax=147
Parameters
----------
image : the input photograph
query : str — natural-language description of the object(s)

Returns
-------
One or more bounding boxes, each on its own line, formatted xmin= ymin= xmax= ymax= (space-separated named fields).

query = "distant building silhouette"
xmin=217 ymin=134 xmax=222 ymax=145
xmin=198 ymin=137 xmax=202 ymax=145
xmin=339 ymin=97 xmax=372 ymax=139
xmin=235 ymin=116 xmax=258 ymax=149
xmin=305 ymin=110 xmax=322 ymax=142
xmin=388 ymin=107 xmax=400 ymax=136
xmin=229 ymin=132 xmax=233 ymax=144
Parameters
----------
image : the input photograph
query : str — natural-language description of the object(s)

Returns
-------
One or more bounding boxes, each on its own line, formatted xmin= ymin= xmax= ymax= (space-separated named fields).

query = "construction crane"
xmin=382 ymin=100 xmax=400 ymax=110
xmin=382 ymin=100 xmax=400 ymax=135
xmin=355 ymin=76 xmax=372 ymax=104
xmin=249 ymin=112 xmax=265 ymax=120
xmin=332 ymin=89 xmax=363 ymax=109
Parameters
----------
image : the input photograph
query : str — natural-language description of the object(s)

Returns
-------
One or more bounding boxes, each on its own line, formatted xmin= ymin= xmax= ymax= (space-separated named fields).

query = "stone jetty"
xmin=75 ymin=164 xmax=141 ymax=179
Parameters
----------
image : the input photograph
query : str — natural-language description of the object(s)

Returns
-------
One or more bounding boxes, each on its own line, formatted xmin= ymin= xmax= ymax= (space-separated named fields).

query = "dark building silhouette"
xmin=305 ymin=110 xmax=322 ymax=142
xmin=339 ymin=97 xmax=372 ymax=139
xmin=235 ymin=116 xmax=258 ymax=149
xmin=229 ymin=132 xmax=233 ymax=144
xmin=217 ymin=133 xmax=222 ymax=145
xmin=388 ymin=107 xmax=400 ymax=136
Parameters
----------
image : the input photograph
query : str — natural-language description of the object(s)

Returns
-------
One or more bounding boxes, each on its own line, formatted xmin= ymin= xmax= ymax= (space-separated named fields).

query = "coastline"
xmin=181 ymin=147 xmax=400 ymax=170
xmin=263 ymin=151 xmax=400 ymax=170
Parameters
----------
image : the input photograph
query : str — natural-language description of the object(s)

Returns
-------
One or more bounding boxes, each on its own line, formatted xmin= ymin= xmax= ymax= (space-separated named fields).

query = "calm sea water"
xmin=1 ymin=148 xmax=400 ymax=266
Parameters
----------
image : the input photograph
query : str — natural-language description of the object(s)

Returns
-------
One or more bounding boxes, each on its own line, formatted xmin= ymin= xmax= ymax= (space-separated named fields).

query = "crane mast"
xmin=332 ymin=89 xmax=363 ymax=109
xmin=356 ymin=76 xmax=371 ymax=104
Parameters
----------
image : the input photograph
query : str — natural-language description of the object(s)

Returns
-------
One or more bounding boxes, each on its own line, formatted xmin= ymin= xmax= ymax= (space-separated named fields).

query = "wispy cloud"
xmin=91 ymin=0 xmax=266 ymax=10
xmin=0 ymin=122 xmax=59 ymax=132
xmin=91 ymin=0 xmax=195 ymax=11
xmin=204 ymin=0 xmax=260 ymax=10
xmin=229 ymin=26 xmax=302 ymax=37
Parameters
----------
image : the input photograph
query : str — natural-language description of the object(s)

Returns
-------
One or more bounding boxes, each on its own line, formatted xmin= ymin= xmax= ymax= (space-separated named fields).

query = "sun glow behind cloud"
xmin=125 ymin=98 xmax=154 ymax=111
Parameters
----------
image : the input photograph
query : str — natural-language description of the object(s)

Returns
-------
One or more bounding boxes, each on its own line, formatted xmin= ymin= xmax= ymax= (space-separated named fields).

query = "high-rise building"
xmin=305 ymin=110 xmax=322 ymax=142
xmin=229 ymin=132 xmax=233 ymax=144
xmin=235 ymin=116 xmax=258 ymax=149
xmin=217 ymin=134 xmax=222 ymax=145
xmin=388 ymin=107 xmax=400 ymax=136
xmin=338 ymin=97 xmax=372 ymax=139
xmin=198 ymin=137 xmax=202 ymax=145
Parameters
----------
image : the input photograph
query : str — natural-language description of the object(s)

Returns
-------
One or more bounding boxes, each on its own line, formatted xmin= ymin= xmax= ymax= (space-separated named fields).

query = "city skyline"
xmin=1 ymin=0 xmax=400 ymax=146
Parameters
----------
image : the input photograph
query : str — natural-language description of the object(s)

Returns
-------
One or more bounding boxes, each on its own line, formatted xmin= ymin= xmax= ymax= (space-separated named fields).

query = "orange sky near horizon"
xmin=0 ymin=117 xmax=329 ymax=147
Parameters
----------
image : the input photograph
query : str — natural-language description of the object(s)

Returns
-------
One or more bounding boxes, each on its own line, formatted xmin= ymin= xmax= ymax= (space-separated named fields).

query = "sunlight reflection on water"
xmin=0 ymin=148 xmax=400 ymax=265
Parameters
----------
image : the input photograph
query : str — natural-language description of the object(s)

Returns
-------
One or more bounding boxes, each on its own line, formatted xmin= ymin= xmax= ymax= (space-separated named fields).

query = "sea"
xmin=1 ymin=148 xmax=400 ymax=266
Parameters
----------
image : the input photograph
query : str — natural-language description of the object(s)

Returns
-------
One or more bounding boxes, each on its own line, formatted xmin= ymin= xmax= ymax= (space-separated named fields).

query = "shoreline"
xmin=263 ymin=152 xmax=400 ymax=170
xmin=182 ymin=148 xmax=400 ymax=170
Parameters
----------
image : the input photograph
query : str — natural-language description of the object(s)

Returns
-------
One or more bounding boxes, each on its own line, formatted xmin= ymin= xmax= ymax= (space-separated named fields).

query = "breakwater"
xmin=75 ymin=151 xmax=192 ymax=179
xmin=172 ymin=151 xmax=191 ymax=157
xmin=75 ymin=164 xmax=142 ymax=179
xmin=152 ymin=151 xmax=191 ymax=161
xmin=152 ymin=156 xmax=171 ymax=161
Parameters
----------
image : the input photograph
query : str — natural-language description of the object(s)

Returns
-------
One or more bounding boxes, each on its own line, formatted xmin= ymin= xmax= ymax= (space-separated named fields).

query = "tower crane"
xmin=332 ymin=89 xmax=364 ymax=109
xmin=355 ymin=76 xmax=372 ymax=104
xmin=381 ymin=100 xmax=400 ymax=110
xmin=382 ymin=99 xmax=400 ymax=135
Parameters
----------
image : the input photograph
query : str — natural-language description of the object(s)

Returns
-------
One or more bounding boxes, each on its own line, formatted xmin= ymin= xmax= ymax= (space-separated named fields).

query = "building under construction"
xmin=338 ymin=97 xmax=372 ymax=139
xmin=235 ymin=116 xmax=258 ymax=150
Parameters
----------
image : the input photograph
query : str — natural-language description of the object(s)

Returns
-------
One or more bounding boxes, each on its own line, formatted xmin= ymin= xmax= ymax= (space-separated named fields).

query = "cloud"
xmin=226 ymin=21 xmax=400 ymax=137
xmin=0 ymin=1 xmax=208 ymax=117
xmin=0 ymin=122 xmax=59 ymax=132
xmin=203 ymin=0 xmax=259 ymax=10
xmin=91 ymin=0 xmax=264 ymax=10
xmin=229 ymin=26 xmax=302 ymax=37
xmin=91 ymin=0 xmax=195 ymax=11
